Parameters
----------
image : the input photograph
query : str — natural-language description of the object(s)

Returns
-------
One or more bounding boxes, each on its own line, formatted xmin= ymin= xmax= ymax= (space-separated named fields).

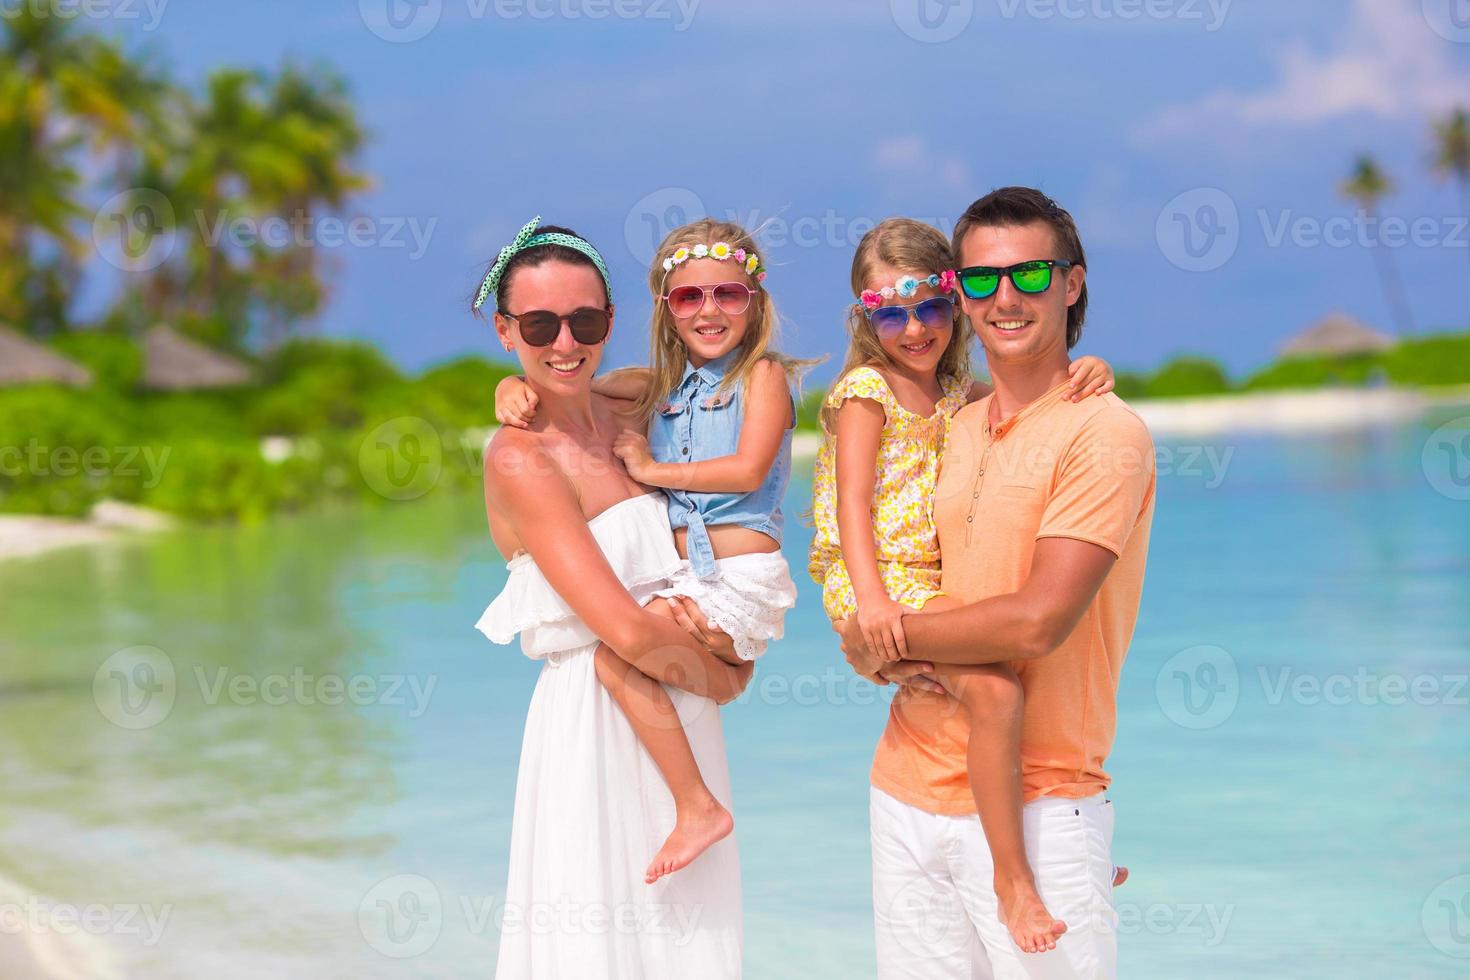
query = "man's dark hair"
xmin=951 ymin=187 xmax=1088 ymax=349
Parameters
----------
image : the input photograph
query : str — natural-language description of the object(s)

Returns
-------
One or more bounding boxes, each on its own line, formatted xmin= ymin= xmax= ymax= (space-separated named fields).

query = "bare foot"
xmin=995 ymin=875 xmax=1067 ymax=954
xmin=644 ymin=795 xmax=734 ymax=884
xmin=1113 ymin=865 xmax=1129 ymax=888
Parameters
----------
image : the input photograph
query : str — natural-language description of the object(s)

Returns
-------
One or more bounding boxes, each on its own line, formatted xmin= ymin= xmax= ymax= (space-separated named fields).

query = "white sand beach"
xmin=0 ymin=501 xmax=173 ymax=564
xmin=1130 ymin=384 xmax=1470 ymax=438
xmin=0 ymin=871 xmax=123 ymax=980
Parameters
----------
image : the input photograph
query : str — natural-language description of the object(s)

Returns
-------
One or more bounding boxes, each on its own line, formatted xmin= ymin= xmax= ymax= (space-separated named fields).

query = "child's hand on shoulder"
xmin=495 ymin=376 xmax=539 ymax=428
xmin=612 ymin=431 xmax=658 ymax=484
xmin=1066 ymin=356 xmax=1116 ymax=402
xmin=856 ymin=595 xmax=910 ymax=663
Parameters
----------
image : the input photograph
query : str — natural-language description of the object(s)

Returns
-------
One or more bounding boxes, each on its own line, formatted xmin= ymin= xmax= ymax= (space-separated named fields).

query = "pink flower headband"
xmin=860 ymin=269 xmax=956 ymax=309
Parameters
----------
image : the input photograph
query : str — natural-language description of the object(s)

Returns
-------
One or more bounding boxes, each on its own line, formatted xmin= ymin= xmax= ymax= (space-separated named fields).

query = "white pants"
xmin=870 ymin=787 xmax=1117 ymax=979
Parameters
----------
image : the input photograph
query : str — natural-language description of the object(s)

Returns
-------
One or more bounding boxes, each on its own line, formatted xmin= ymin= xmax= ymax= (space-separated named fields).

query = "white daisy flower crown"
xmin=660 ymin=241 xmax=767 ymax=282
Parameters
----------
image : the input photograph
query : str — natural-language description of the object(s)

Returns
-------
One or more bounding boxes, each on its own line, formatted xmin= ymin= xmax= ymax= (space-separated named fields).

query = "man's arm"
xmin=900 ymin=537 xmax=1118 ymax=664
xmin=833 ymin=537 xmax=1117 ymax=667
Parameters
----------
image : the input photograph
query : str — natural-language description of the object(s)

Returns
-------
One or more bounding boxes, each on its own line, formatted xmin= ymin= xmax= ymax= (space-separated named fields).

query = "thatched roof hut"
xmin=1281 ymin=313 xmax=1392 ymax=358
xmin=0 ymin=325 xmax=93 ymax=387
xmin=141 ymin=323 xmax=253 ymax=390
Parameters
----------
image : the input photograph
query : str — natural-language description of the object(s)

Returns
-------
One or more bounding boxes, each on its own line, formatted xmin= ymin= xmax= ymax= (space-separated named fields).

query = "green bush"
xmin=1112 ymin=371 xmax=1149 ymax=400
xmin=259 ymin=337 xmax=402 ymax=389
xmin=795 ymin=388 xmax=826 ymax=431
xmin=142 ymin=439 xmax=279 ymax=522
xmin=1241 ymin=353 xmax=1382 ymax=391
xmin=0 ymin=386 xmax=132 ymax=516
xmin=1381 ymin=333 xmax=1470 ymax=387
xmin=49 ymin=331 xmax=143 ymax=391
xmin=407 ymin=356 xmax=517 ymax=429
xmin=1144 ymin=357 xmax=1232 ymax=398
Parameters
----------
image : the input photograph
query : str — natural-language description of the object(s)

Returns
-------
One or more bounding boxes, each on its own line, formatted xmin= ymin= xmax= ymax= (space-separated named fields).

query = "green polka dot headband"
xmin=473 ymin=215 xmax=614 ymax=311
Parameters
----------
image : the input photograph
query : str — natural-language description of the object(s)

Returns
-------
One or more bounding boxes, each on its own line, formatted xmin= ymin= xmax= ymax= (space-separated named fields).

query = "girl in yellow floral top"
xmin=809 ymin=217 xmax=1114 ymax=954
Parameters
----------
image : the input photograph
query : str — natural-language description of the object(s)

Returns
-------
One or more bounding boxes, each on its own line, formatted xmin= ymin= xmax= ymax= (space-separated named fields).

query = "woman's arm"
xmin=484 ymin=433 xmax=751 ymax=703
xmin=612 ymin=358 xmax=789 ymax=493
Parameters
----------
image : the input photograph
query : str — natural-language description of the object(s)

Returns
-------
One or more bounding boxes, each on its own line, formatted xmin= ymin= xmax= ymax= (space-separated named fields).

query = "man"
xmin=835 ymin=187 xmax=1156 ymax=978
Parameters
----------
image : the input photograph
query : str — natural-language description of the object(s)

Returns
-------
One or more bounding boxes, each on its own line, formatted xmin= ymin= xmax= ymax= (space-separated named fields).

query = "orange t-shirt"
xmin=870 ymin=379 xmax=1156 ymax=814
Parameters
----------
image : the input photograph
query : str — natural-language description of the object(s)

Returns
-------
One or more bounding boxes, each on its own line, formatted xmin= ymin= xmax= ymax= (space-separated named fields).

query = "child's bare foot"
xmin=644 ymin=795 xmax=733 ymax=884
xmin=996 ymin=875 xmax=1067 ymax=954
xmin=1113 ymin=865 xmax=1129 ymax=887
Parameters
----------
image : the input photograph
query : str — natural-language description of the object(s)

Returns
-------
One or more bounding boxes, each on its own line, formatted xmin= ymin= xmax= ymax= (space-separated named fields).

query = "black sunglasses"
xmin=501 ymin=306 xmax=611 ymax=347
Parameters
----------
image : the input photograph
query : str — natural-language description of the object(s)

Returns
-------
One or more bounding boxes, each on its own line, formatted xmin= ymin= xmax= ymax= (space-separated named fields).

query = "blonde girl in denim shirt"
xmin=495 ymin=217 xmax=805 ymax=885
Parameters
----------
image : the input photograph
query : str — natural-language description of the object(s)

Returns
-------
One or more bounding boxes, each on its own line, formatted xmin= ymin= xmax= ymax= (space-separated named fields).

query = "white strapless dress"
xmin=475 ymin=492 xmax=743 ymax=979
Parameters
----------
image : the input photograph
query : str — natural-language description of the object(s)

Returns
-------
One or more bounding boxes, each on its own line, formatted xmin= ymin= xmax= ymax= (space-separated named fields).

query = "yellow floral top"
xmin=808 ymin=366 xmax=970 ymax=618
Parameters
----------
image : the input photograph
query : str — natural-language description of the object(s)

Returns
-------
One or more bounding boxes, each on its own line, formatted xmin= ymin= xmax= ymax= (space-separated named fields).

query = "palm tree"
xmin=1340 ymin=155 xmax=1416 ymax=336
xmin=1431 ymin=107 xmax=1470 ymax=280
xmin=0 ymin=8 xmax=169 ymax=334
xmin=152 ymin=64 xmax=368 ymax=347
xmin=259 ymin=63 xmax=369 ymax=343
xmin=171 ymin=69 xmax=296 ymax=334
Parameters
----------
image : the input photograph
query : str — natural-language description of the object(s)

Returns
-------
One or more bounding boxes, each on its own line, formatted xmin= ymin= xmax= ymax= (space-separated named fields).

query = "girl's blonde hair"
xmin=637 ymin=217 xmax=813 ymax=419
xmin=821 ymin=217 xmax=974 ymax=435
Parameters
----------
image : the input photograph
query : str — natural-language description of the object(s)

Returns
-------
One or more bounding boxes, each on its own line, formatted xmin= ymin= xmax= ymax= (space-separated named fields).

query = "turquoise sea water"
xmin=2 ymin=408 xmax=1468 ymax=978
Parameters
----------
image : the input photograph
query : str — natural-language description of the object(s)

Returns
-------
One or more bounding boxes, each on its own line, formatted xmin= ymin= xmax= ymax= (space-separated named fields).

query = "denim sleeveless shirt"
xmin=646 ymin=350 xmax=795 ymax=579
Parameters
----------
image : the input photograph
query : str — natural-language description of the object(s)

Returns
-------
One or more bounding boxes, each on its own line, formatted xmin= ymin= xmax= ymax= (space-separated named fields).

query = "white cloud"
xmin=1137 ymin=0 xmax=1470 ymax=139
xmin=870 ymin=135 xmax=972 ymax=193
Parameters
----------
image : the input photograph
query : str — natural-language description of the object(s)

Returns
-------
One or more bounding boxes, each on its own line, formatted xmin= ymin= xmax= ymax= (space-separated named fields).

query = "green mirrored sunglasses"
xmin=956 ymin=260 xmax=1075 ymax=300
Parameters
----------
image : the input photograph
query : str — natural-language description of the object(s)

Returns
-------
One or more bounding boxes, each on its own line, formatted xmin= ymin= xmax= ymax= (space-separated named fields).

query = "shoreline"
xmin=0 ymin=501 xmax=174 ymax=564
xmin=1126 ymin=384 xmax=1470 ymax=438
xmin=790 ymin=384 xmax=1470 ymax=456
xmin=4 ymin=385 xmax=1467 ymax=565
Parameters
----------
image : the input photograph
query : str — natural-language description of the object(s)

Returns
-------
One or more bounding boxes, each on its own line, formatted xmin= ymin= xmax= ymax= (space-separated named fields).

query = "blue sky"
xmin=90 ymin=0 xmax=1470 ymax=383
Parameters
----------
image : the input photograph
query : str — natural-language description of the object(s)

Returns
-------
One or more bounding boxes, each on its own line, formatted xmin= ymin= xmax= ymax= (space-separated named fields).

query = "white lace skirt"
xmin=652 ymin=552 xmax=798 ymax=662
